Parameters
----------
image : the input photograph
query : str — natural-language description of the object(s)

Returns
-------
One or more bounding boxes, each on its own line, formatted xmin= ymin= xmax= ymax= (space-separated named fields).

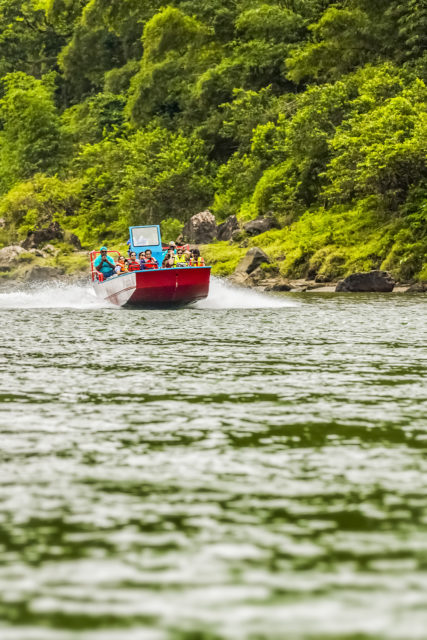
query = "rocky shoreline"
xmin=0 ymin=211 xmax=425 ymax=294
xmin=225 ymin=246 xmax=426 ymax=294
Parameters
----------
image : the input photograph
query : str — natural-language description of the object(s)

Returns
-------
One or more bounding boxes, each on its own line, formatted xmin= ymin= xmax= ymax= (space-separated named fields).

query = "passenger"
xmin=184 ymin=249 xmax=191 ymax=264
xmin=138 ymin=251 xmax=146 ymax=269
xmin=114 ymin=256 xmax=127 ymax=274
xmin=191 ymin=248 xmax=205 ymax=267
xmin=142 ymin=249 xmax=158 ymax=269
xmin=127 ymin=252 xmax=141 ymax=272
xmin=168 ymin=241 xmax=177 ymax=254
xmin=94 ymin=246 xmax=116 ymax=280
xmin=162 ymin=249 xmax=175 ymax=268
xmin=174 ymin=247 xmax=188 ymax=268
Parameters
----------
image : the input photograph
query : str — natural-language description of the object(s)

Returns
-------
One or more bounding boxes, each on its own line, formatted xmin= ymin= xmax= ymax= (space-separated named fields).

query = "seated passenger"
xmin=162 ymin=249 xmax=175 ymax=268
xmin=191 ymin=247 xmax=205 ymax=267
xmin=127 ymin=252 xmax=141 ymax=272
xmin=94 ymin=246 xmax=116 ymax=279
xmin=138 ymin=251 xmax=146 ymax=269
xmin=142 ymin=249 xmax=158 ymax=269
xmin=115 ymin=256 xmax=127 ymax=274
xmin=174 ymin=247 xmax=188 ymax=268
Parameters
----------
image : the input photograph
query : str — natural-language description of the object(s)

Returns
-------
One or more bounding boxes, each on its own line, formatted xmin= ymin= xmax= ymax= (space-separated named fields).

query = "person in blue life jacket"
xmin=94 ymin=246 xmax=116 ymax=279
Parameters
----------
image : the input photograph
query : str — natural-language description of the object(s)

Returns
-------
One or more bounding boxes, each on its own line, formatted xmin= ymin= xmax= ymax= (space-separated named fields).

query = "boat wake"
xmin=0 ymin=281 xmax=106 ymax=310
xmin=0 ymin=277 xmax=294 ymax=310
xmin=196 ymin=277 xmax=295 ymax=309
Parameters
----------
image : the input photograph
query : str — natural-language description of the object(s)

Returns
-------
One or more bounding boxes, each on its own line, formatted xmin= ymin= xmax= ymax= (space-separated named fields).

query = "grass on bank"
xmin=244 ymin=202 xmax=427 ymax=281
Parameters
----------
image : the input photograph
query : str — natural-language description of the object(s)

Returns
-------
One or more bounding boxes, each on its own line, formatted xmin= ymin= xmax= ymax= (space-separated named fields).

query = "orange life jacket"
xmin=191 ymin=256 xmax=205 ymax=267
xmin=127 ymin=260 xmax=140 ymax=272
xmin=143 ymin=257 xmax=158 ymax=270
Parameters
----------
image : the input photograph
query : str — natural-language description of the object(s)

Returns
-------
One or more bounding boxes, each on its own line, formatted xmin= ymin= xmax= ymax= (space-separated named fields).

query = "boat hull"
xmin=93 ymin=267 xmax=211 ymax=308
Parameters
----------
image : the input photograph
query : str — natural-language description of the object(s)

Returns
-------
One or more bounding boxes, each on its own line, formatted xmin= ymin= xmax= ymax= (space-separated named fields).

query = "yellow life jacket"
xmin=174 ymin=254 xmax=188 ymax=267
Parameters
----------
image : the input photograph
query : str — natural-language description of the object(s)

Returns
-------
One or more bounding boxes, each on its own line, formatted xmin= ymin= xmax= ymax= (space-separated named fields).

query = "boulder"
xmin=243 ymin=216 xmax=280 ymax=237
xmin=405 ymin=281 xmax=427 ymax=293
xmin=335 ymin=270 xmax=395 ymax=293
xmin=0 ymin=245 xmax=26 ymax=265
xmin=234 ymin=247 xmax=270 ymax=275
xmin=265 ymin=280 xmax=292 ymax=292
xmin=66 ymin=232 xmax=82 ymax=250
xmin=216 ymin=215 xmax=239 ymax=241
xmin=42 ymin=244 xmax=59 ymax=256
xmin=182 ymin=210 xmax=217 ymax=244
xmin=23 ymin=265 xmax=63 ymax=282
xmin=22 ymin=222 xmax=64 ymax=249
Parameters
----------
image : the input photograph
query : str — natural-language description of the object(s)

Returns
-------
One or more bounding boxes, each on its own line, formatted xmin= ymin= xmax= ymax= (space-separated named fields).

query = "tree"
xmin=126 ymin=7 xmax=213 ymax=126
xmin=0 ymin=72 xmax=63 ymax=193
xmin=0 ymin=0 xmax=64 ymax=78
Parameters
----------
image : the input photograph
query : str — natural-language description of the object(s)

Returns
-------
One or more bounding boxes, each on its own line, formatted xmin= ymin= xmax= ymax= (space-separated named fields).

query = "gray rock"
xmin=217 ymin=215 xmax=239 ymax=241
xmin=265 ymin=280 xmax=292 ymax=292
xmin=0 ymin=245 xmax=26 ymax=265
xmin=336 ymin=270 xmax=395 ymax=293
xmin=65 ymin=231 xmax=82 ymax=249
xmin=42 ymin=244 xmax=59 ymax=256
xmin=314 ymin=274 xmax=331 ymax=283
xmin=243 ymin=216 xmax=280 ymax=237
xmin=405 ymin=281 xmax=427 ymax=293
xmin=182 ymin=210 xmax=217 ymax=244
xmin=24 ymin=265 xmax=63 ymax=282
xmin=234 ymin=247 xmax=270 ymax=275
xmin=22 ymin=222 xmax=64 ymax=249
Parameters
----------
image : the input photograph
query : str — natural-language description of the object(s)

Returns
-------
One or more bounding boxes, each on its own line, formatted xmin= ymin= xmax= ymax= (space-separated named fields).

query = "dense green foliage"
xmin=0 ymin=0 xmax=426 ymax=279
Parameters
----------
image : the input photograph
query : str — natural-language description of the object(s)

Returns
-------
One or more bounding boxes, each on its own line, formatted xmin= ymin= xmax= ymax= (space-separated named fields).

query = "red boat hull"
xmin=93 ymin=267 xmax=211 ymax=308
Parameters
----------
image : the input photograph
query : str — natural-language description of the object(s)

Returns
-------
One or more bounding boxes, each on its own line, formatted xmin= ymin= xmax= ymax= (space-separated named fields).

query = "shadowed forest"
xmin=0 ymin=0 xmax=426 ymax=280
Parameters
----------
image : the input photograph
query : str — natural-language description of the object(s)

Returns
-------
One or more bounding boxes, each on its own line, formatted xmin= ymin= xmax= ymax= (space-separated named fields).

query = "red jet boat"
xmin=90 ymin=225 xmax=211 ymax=308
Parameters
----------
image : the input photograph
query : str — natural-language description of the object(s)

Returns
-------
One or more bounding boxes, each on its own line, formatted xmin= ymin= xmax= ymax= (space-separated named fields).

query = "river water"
xmin=0 ymin=279 xmax=426 ymax=640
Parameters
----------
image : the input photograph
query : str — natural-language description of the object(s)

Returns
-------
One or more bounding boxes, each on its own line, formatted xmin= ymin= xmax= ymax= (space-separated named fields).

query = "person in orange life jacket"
xmin=127 ymin=252 xmax=140 ymax=272
xmin=142 ymin=249 xmax=158 ymax=269
xmin=114 ymin=256 xmax=127 ymax=274
xmin=190 ymin=248 xmax=205 ymax=266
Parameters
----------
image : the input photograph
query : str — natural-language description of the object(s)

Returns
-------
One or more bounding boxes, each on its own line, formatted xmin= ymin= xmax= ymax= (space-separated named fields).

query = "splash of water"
xmin=0 ymin=281 xmax=106 ymax=310
xmin=196 ymin=276 xmax=295 ymax=309
xmin=0 ymin=276 xmax=294 ymax=310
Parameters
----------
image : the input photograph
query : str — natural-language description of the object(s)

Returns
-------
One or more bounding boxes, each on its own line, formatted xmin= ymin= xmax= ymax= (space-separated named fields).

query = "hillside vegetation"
xmin=0 ymin=0 xmax=426 ymax=280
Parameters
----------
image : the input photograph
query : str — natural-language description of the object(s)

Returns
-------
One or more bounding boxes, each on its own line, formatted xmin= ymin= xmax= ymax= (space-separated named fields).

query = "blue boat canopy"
xmin=128 ymin=225 xmax=163 ymax=264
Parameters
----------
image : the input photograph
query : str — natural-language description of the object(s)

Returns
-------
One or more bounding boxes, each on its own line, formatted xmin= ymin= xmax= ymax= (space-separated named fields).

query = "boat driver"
xmin=94 ymin=246 xmax=116 ymax=279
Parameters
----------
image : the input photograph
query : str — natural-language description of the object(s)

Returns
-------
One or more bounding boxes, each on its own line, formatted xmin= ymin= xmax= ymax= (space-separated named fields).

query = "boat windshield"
xmin=131 ymin=226 xmax=160 ymax=247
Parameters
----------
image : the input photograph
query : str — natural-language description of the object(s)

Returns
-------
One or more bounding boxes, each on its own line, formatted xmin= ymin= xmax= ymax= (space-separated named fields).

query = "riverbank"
xmin=0 ymin=241 xmax=425 ymax=294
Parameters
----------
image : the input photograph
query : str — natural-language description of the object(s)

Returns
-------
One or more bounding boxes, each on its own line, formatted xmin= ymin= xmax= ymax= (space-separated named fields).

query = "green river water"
xmin=0 ymin=279 xmax=426 ymax=640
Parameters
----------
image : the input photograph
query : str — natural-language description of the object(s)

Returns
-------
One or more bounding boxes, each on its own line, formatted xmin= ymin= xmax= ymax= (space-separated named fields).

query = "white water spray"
xmin=0 ymin=281 xmax=107 ymax=310
xmin=196 ymin=277 xmax=295 ymax=309
xmin=0 ymin=276 xmax=295 ymax=310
